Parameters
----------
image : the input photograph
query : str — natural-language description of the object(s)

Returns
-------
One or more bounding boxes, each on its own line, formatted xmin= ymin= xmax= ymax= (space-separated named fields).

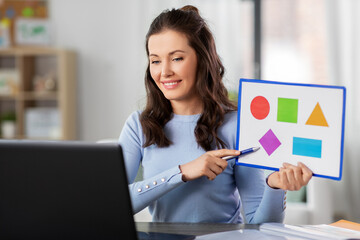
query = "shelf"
xmin=19 ymin=91 xmax=58 ymax=100
xmin=0 ymin=94 xmax=17 ymax=100
xmin=0 ymin=46 xmax=66 ymax=56
xmin=0 ymin=47 xmax=76 ymax=140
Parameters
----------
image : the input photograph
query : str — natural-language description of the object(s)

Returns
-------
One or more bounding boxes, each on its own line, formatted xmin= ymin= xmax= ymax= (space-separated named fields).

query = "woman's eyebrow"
xmin=169 ymin=50 xmax=186 ymax=55
xmin=149 ymin=50 xmax=186 ymax=57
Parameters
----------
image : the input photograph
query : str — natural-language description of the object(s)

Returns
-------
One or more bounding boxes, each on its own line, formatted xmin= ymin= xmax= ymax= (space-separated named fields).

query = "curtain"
xmin=326 ymin=0 xmax=360 ymax=222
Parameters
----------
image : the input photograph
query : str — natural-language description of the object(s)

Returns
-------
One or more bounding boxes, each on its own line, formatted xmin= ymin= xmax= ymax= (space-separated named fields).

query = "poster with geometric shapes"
xmin=236 ymin=78 xmax=346 ymax=180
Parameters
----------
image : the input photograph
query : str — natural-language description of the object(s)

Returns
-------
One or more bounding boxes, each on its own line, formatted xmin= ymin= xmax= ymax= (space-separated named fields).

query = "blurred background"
xmin=0 ymin=0 xmax=359 ymax=225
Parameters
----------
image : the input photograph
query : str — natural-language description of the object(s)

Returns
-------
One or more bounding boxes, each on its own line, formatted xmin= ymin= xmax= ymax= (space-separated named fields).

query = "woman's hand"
xmin=267 ymin=162 xmax=313 ymax=190
xmin=179 ymin=149 xmax=240 ymax=181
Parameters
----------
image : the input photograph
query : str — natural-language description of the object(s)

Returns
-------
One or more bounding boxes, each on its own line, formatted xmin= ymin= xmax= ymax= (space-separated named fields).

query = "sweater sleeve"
xmin=234 ymin=164 xmax=286 ymax=224
xmin=118 ymin=112 xmax=184 ymax=214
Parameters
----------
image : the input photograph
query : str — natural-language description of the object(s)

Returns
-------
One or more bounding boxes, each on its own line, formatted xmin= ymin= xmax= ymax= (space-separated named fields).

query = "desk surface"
xmin=136 ymin=221 xmax=360 ymax=239
xmin=135 ymin=222 xmax=259 ymax=236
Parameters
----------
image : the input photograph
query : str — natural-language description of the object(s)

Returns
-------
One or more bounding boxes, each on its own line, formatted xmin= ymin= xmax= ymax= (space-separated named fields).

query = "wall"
xmin=50 ymin=0 xmax=146 ymax=141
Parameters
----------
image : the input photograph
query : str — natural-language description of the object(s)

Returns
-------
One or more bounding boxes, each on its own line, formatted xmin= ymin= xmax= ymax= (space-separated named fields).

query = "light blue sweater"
xmin=119 ymin=111 xmax=285 ymax=223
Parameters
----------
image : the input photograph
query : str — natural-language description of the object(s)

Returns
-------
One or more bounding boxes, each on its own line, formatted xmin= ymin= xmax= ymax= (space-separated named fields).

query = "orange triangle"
xmin=306 ymin=102 xmax=329 ymax=127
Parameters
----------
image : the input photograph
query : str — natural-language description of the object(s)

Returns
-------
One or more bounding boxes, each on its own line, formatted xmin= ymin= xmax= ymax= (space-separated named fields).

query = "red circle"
xmin=250 ymin=96 xmax=270 ymax=120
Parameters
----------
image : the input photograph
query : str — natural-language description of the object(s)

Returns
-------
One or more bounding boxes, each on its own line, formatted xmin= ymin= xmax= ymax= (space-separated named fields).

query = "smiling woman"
xmin=118 ymin=5 xmax=312 ymax=224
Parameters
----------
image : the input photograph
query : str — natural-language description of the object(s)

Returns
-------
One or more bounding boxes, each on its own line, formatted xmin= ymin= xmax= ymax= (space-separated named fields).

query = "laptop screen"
xmin=0 ymin=140 xmax=137 ymax=240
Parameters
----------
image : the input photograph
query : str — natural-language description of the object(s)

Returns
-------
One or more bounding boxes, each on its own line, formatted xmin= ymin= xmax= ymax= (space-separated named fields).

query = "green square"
xmin=277 ymin=98 xmax=298 ymax=123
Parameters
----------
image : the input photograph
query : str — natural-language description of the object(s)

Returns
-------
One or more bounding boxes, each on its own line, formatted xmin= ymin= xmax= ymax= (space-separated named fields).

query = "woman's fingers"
xmin=210 ymin=163 xmax=225 ymax=175
xmin=298 ymin=162 xmax=313 ymax=184
xmin=202 ymin=149 xmax=236 ymax=180
xmin=283 ymin=163 xmax=303 ymax=190
xmin=205 ymin=168 xmax=217 ymax=181
xmin=279 ymin=167 xmax=290 ymax=188
xmin=204 ymin=155 xmax=228 ymax=180
xmin=216 ymin=158 xmax=228 ymax=171
xmin=210 ymin=149 xmax=240 ymax=158
xmin=268 ymin=162 xmax=313 ymax=190
xmin=180 ymin=149 xmax=237 ymax=181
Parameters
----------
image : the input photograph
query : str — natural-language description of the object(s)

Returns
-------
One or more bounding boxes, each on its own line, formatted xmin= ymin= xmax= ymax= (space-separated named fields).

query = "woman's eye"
xmin=151 ymin=60 xmax=160 ymax=64
xmin=173 ymin=57 xmax=183 ymax=62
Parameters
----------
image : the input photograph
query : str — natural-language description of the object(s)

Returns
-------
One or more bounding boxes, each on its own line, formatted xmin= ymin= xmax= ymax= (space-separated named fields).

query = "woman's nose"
xmin=161 ymin=62 xmax=174 ymax=77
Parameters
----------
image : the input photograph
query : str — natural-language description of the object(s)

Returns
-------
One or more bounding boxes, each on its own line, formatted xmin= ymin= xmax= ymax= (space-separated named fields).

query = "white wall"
xmin=50 ymin=0 xmax=146 ymax=141
xmin=49 ymin=0 xmax=244 ymax=141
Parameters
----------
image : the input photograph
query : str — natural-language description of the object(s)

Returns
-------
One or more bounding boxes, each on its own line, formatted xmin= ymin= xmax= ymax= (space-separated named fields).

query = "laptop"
xmin=0 ymin=140 xmax=138 ymax=239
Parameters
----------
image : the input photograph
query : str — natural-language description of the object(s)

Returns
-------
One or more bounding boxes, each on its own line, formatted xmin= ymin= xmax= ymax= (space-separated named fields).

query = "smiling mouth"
xmin=163 ymin=81 xmax=180 ymax=86
xmin=162 ymin=80 xmax=182 ymax=86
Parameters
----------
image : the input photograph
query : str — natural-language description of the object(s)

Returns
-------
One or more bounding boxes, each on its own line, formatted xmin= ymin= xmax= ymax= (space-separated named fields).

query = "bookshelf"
xmin=0 ymin=47 xmax=76 ymax=140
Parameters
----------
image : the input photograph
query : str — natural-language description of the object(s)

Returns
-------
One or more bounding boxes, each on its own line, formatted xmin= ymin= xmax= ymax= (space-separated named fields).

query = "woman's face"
xmin=148 ymin=30 xmax=199 ymax=105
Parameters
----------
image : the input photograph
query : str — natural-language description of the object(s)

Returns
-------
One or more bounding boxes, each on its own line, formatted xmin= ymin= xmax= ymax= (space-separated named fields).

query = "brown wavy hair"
xmin=140 ymin=5 xmax=236 ymax=151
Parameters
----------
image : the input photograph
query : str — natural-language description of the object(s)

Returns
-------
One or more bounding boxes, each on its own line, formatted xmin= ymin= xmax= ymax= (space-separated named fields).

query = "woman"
xmin=119 ymin=5 xmax=312 ymax=223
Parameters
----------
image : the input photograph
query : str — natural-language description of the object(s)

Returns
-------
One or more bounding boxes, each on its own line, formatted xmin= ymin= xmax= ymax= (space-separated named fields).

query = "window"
xmin=262 ymin=0 xmax=328 ymax=84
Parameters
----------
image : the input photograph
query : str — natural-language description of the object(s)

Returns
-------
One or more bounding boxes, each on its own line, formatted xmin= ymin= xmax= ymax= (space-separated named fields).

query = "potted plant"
xmin=1 ymin=111 xmax=16 ymax=138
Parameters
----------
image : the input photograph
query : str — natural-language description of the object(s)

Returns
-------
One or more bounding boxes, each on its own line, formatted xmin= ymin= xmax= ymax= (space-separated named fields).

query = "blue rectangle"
xmin=293 ymin=137 xmax=322 ymax=158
